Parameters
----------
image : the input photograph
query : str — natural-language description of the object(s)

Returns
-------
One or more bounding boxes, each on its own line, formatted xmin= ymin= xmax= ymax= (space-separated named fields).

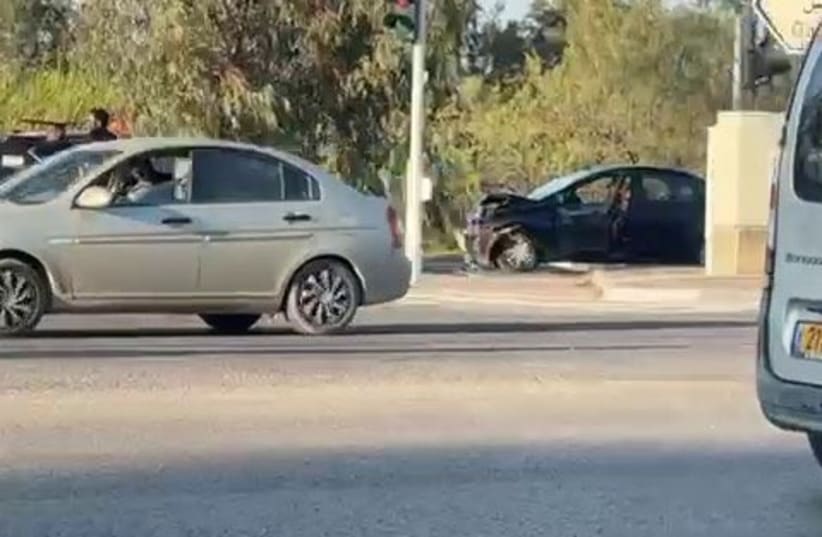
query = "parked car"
xmin=0 ymin=120 xmax=88 ymax=180
xmin=0 ymin=137 xmax=410 ymax=336
xmin=465 ymin=165 xmax=705 ymax=271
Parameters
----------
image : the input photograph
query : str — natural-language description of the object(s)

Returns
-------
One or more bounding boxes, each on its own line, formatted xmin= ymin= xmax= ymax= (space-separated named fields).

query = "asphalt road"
xmin=1 ymin=303 xmax=820 ymax=537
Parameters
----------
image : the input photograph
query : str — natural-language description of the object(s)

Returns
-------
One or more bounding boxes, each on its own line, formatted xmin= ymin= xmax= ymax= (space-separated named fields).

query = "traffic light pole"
xmin=404 ymin=0 xmax=426 ymax=285
xmin=732 ymin=12 xmax=744 ymax=110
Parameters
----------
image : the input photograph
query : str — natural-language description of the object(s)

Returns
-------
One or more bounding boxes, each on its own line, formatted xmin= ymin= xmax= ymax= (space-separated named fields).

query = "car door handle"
xmin=161 ymin=217 xmax=192 ymax=226
xmin=283 ymin=213 xmax=312 ymax=223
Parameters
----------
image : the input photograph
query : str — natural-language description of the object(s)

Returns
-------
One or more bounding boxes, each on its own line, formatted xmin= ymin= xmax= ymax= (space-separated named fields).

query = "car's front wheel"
xmin=494 ymin=232 xmax=539 ymax=272
xmin=285 ymin=259 xmax=360 ymax=335
xmin=199 ymin=314 xmax=261 ymax=334
xmin=0 ymin=259 xmax=48 ymax=338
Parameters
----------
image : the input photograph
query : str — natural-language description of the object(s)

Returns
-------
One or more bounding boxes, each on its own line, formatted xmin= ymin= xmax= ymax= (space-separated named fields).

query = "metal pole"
xmin=404 ymin=0 xmax=426 ymax=286
xmin=732 ymin=12 xmax=744 ymax=110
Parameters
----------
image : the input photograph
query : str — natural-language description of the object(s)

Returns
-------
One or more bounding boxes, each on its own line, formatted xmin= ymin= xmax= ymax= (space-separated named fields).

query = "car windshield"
xmin=0 ymin=148 xmax=120 ymax=205
xmin=527 ymin=181 xmax=559 ymax=201
xmin=527 ymin=167 xmax=609 ymax=201
xmin=526 ymin=170 xmax=595 ymax=200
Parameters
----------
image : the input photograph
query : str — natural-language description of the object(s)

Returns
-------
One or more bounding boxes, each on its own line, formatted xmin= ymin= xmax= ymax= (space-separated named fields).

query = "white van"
xmin=759 ymin=29 xmax=822 ymax=465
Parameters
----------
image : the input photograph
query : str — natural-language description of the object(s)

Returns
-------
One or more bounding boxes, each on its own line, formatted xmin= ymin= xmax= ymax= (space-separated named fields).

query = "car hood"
xmin=478 ymin=192 xmax=536 ymax=208
xmin=472 ymin=192 xmax=541 ymax=223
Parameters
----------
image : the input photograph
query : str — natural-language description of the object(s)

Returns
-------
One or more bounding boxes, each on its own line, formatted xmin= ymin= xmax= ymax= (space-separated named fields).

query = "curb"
xmin=599 ymin=287 xmax=703 ymax=303
xmin=590 ymin=270 xmax=762 ymax=305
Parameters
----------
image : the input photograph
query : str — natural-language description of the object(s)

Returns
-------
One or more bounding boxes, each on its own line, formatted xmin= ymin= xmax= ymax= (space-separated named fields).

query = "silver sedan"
xmin=0 ymin=138 xmax=410 ymax=336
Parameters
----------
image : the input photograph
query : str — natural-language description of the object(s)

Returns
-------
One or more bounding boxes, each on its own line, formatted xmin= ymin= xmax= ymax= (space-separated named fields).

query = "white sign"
xmin=421 ymin=177 xmax=433 ymax=202
xmin=754 ymin=0 xmax=822 ymax=55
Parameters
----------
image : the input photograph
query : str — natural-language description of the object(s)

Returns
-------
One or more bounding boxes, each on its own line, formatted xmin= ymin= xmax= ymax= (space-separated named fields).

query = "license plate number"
xmin=795 ymin=323 xmax=822 ymax=360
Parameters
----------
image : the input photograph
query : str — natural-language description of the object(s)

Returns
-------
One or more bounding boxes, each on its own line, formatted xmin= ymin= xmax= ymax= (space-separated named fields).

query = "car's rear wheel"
xmin=494 ymin=232 xmax=539 ymax=272
xmin=285 ymin=259 xmax=360 ymax=335
xmin=808 ymin=433 xmax=822 ymax=468
xmin=199 ymin=314 xmax=261 ymax=334
xmin=0 ymin=259 xmax=48 ymax=338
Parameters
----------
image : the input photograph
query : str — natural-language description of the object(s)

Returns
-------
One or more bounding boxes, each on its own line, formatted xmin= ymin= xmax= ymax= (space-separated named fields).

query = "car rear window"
xmin=794 ymin=50 xmax=822 ymax=202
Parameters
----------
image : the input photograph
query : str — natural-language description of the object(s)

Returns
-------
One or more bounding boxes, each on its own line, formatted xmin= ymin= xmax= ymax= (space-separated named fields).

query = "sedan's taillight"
xmin=387 ymin=206 xmax=403 ymax=249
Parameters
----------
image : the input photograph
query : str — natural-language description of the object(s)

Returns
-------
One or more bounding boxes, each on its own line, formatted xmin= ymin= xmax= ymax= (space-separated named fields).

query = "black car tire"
xmin=0 ymin=258 xmax=49 ymax=338
xmin=199 ymin=314 xmax=261 ymax=334
xmin=809 ymin=433 xmax=822 ymax=468
xmin=285 ymin=259 xmax=360 ymax=335
xmin=494 ymin=232 xmax=539 ymax=273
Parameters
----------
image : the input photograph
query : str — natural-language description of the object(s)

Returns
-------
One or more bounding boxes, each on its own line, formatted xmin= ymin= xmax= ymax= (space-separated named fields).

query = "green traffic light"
xmin=384 ymin=1 xmax=416 ymax=41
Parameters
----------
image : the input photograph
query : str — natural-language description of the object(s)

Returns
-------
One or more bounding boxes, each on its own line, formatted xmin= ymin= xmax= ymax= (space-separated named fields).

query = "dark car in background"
xmin=466 ymin=165 xmax=705 ymax=272
xmin=0 ymin=121 xmax=88 ymax=182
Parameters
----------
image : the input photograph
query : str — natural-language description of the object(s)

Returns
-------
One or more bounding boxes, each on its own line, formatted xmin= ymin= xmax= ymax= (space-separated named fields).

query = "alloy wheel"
xmin=0 ymin=267 xmax=38 ymax=332
xmin=500 ymin=234 xmax=537 ymax=272
xmin=296 ymin=266 xmax=354 ymax=328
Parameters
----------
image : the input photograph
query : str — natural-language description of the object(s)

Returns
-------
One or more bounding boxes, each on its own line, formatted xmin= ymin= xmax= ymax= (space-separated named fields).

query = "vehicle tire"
xmin=285 ymin=259 xmax=360 ymax=335
xmin=808 ymin=433 xmax=822 ymax=468
xmin=494 ymin=232 xmax=539 ymax=273
xmin=0 ymin=259 xmax=48 ymax=338
xmin=199 ymin=314 xmax=261 ymax=334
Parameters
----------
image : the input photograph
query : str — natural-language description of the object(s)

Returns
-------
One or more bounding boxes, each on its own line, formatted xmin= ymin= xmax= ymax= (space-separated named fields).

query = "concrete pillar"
xmin=705 ymin=111 xmax=783 ymax=276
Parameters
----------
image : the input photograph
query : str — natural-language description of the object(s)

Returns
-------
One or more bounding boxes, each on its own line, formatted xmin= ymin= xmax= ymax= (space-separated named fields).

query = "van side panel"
xmin=768 ymin=43 xmax=822 ymax=387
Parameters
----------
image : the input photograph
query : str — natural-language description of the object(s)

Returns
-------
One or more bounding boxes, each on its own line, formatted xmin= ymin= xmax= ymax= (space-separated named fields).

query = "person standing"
xmin=88 ymin=108 xmax=117 ymax=142
xmin=29 ymin=122 xmax=72 ymax=161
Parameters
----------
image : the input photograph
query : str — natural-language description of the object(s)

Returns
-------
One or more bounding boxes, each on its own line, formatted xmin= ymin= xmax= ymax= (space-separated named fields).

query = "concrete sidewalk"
xmin=411 ymin=269 xmax=599 ymax=305
xmin=408 ymin=263 xmax=762 ymax=311
xmin=591 ymin=266 xmax=763 ymax=305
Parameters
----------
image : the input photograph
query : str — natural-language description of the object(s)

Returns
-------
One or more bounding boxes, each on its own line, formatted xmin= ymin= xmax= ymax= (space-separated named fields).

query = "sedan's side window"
xmin=639 ymin=175 xmax=673 ymax=202
xmin=192 ymin=149 xmax=283 ymax=204
xmin=283 ymin=163 xmax=321 ymax=201
xmin=88 ymin=149 xmax=192 ymax=207
xmin=570 ymin=175 xmax=619 ymax=206
xmin=668 ymin=175 xmax=698 ymax=203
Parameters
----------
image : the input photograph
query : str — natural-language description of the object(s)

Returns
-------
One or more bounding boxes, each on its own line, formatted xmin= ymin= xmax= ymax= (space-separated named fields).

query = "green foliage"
xmin=0 ymin=0 xmax=792 ymax=246
xmin=0 ymin=68 xmax=125 ymax=129
xmin=428 ymin=0 xmax=764 ymax=237
xmin=0 ymin=0 xmax=73 ymax=66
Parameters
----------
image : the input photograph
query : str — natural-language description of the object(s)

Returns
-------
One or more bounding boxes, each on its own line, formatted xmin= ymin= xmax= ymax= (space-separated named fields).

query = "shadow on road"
xmin=0 ymin=342 xmax=692 ymax=360
xmin=2 ymin=444 xmax=819 ymax=537
xmin=351 ymin=319 xmax=755 ymax=336
xmin=22 ymin=318 xmax=754 ymax=341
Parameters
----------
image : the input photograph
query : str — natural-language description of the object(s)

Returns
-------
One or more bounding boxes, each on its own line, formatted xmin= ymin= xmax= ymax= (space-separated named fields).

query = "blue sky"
xmin=485 ymin=0 xmax=691 ymax=21
xmin=484 ymin=0 xmax=531 ymax=21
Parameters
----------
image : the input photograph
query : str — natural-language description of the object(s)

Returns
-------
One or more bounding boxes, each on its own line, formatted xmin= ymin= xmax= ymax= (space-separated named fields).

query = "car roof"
xmin=576 ymin=164 xmax=704 ymax=180
xmin=80 ymin=137 xmax=328 ymax=177
xmin=528 ymin=164 xmax=703 ymax=200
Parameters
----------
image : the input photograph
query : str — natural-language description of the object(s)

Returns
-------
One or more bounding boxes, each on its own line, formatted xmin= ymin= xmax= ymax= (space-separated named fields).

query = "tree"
xmin=0 ymin=0 xmax=74 ymax=66
xmin=428 ymin=0 xmax=738 ymax=244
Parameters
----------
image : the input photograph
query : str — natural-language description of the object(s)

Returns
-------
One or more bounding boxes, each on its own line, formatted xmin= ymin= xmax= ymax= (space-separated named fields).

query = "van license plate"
xmin=795 ymin=323 xmax=822 ymax=360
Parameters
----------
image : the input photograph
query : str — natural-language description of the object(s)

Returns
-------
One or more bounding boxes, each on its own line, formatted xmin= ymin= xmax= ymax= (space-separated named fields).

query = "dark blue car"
xmin=466 ymin=165 xmax=705 ymax=272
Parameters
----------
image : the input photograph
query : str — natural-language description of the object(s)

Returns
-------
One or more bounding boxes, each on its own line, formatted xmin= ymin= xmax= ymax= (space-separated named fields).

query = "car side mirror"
xmin=76 ymin=186 xmax=113 ymax=209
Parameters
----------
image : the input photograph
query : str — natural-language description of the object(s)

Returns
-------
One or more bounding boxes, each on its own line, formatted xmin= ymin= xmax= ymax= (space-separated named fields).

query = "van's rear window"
xmin=795 ymin=53 xmax=822 ymax=202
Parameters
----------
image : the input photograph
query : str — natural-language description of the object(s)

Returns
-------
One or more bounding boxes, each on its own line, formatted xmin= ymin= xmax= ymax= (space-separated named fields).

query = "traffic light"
xmin=743 ymin=27 xmax=792 ymax=90
xmin=384 ymin=0 xmax=416 ymax=41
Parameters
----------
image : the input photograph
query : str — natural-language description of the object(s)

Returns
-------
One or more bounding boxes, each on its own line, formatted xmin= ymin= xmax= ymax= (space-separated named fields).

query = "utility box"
xmin=705 ymin=111 xmax=783 ymax=276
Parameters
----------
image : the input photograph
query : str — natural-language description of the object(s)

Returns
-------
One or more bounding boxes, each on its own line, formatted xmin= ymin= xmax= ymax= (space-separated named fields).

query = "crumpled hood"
xmin=477 ymin=191 xmax=537 ymax=208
